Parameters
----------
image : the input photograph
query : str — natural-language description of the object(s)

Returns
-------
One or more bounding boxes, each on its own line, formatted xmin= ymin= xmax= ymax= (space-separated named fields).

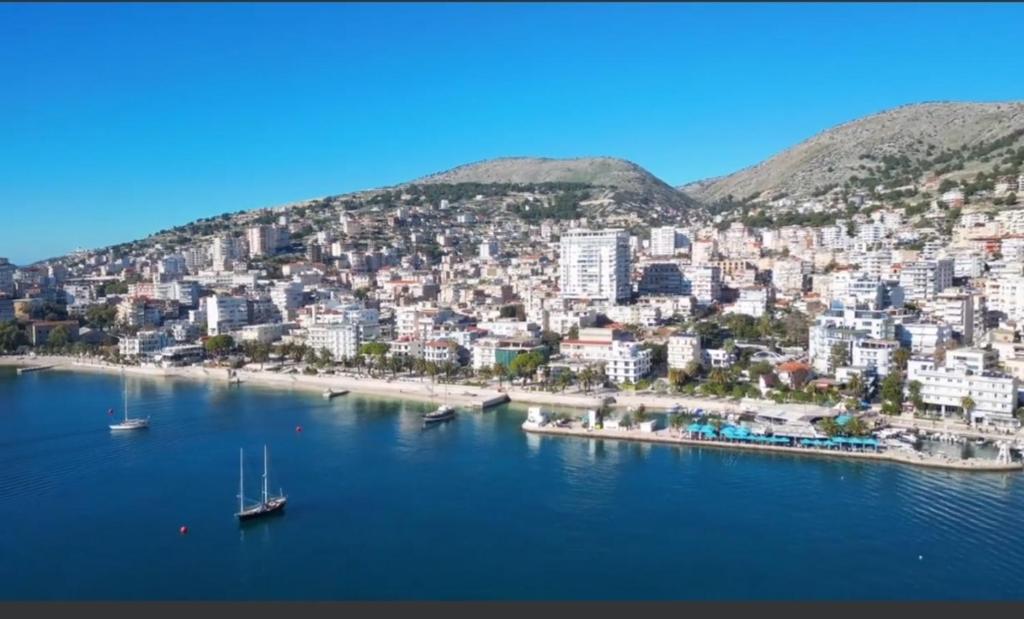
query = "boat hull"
xmin=109 ymin=420 xmax=149 ymax=431
xmin=236 ymin=498 xmax=287 ymax=521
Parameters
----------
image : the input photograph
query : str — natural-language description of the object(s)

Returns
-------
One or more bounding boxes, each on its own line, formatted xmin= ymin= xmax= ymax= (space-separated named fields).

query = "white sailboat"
xmin=109 ymin=375 xmax=150 ymax=431
xmin=236 ymin=445 xmax=286 ymax=521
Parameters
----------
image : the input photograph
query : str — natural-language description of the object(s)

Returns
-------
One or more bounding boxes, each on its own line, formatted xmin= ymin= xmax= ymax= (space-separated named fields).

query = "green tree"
xmin=508 ymin=351 xmax=545 ymax=384
xmin=567 ymin=325 xmax=579 ymax=341
xmin=893 ymin=348 xmax=911 ymax=372
xmin=204 ymin=334 xmax=234 ymax=358
xmin=844 ymin=373 xmax=863 ymax=398
xmin=961 ymin=396 xmax=976 ymax=421
xmin=0 ymin=321 xmax=25 ymax=352
xmin=85 ymin=305 xmax=118 ymax=330
xmin=819 ymin=417 xmax=841 ymax=437
xmin=829 ymin=342 xmax=850 ymax=372
xmin=539 ymin=330 xmax=561 ymax=354
xmin=880 ymin=372 xmax=904 ymax=407
xmin=908 ymin=380 xmax=924 ymax=412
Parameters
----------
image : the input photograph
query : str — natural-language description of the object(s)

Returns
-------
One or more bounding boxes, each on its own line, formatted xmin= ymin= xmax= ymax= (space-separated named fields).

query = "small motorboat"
xmin=423 ymin=404 xmax=456 ymax=424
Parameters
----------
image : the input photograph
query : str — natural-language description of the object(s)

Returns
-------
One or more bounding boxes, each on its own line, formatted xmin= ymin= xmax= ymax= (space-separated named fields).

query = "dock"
xmin=16 ymin=365 xmax=54 ymax=375
xmin=478 ymin=393 xmax=510 ymax=410
xmin=323 ymin=388 xmax=349 ymax=399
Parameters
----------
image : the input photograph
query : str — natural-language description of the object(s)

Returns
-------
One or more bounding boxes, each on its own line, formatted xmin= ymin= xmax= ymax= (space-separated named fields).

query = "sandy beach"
xmin=0 ymin=354 xmax=747 ymax=413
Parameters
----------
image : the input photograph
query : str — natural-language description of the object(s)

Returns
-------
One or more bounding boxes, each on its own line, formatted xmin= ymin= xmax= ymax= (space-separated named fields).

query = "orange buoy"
xmin=179 ymin=525 xmax=189 ymax=535
xmin=295 ymin=425 xmax=303 ymax=433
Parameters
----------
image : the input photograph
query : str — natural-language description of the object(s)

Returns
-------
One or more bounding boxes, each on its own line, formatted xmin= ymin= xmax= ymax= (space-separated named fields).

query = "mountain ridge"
xmin=681 ymin=100 xmax=1024 ymax=203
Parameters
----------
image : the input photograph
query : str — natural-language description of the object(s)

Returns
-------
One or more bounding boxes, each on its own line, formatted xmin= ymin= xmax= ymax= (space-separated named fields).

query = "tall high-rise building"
xmin=0 ymin=258 xmax=15 ymax=296
xmin=559 ymin=229 xmax=631 ymax=304
xmin=247 ymin=225 xmax=288 ymax=258
xmin=205 ymin=294 xmax=250 ymax=336
xmin=479 ymin=238 xmax=500 ymax=261
xmin=899 ymin=259 xmax=954 ymax=302
xmin=649 ymin=226 xmax=680 ymax=257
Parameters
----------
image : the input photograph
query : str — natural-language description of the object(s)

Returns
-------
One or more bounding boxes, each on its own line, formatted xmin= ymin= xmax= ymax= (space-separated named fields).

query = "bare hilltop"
xmin=681 ymin=101 xmax=1024 ymax=204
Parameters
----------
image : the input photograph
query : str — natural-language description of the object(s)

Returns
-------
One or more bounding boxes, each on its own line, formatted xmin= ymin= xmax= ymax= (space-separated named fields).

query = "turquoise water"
xmin=2 ymin=367 xmax=1024 ymax=600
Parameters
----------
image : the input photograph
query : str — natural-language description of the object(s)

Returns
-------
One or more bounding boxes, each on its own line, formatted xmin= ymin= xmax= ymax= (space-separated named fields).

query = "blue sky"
xmin=2 ymin=2 xmax=1024 ymax=264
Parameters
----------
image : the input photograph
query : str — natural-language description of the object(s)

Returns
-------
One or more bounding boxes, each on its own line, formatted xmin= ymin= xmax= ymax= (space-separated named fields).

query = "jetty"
xmin=323 ymin=388 xmax=349 ymax=399
xmin=16 ymin=365 xmax=53 ymax=375
xmin=478 ymin=393 xmax=510 ymax=410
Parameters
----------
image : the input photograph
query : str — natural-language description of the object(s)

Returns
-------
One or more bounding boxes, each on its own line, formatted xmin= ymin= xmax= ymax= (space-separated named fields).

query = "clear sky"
xmin=2 ymin=2 xmax=1024 ymax=264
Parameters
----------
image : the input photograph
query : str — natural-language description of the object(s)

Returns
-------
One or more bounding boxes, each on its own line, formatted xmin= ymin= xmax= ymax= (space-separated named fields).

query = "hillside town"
xmin=3 ymin=170 xmax=1024 ymax=436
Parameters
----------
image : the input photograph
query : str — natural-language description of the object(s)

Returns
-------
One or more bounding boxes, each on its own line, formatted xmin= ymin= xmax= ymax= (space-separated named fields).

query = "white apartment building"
xmin=560 ymin=327 xmax=651 ymax=384
xmin=895 ymin=320 xmax=954 ymax=356
xmin=604 ymin=304 xmax=661 ymax=327
xmin=861 ymin=249 xmax=893 ymax=280
xmin=270 ymin=281 xmax=304 ymax=321
xmin=808 ymin=309 xmax=894 ymax=375
xmin=684 ymin=265 xmax=722 ymax=306
xmin=479 ymin=238 xmax=500 ymax=261
xmin=691 ymin=239 xmax=717 ymax=265
xmin=246 ymin=225 xmax=287 ymax=258
xmin=945 ymin=348 xmax=998 ymax=375
xmin=237 ymin=323 xmax=284 ymax=345
xmin=559 ymin=229 xmax=631 ymax=304
xmin=306 ymin=322 xmax=360 ymax=360
xmin=158 ymin=254 xmax=186 ymax=277
xmin=424 ymin=339 xmax=459 ymax=365
xmin=989 ymin=275 xmax=1024 ymax=323
xmin=119 ymin=330 xmax=169 ymax=358
xmin=925 ymin=289 xmax=978 ymax=345
xmin=667 ymin=334 xmax=701 ymax=370
xmin=851 ymin=339 xmax=899 ymax=377
xmin=908 ymin=357 xmax=1020 ymax=428
xmin=210 ymin=235 xmax=246 ymax=272
xmin=389 ymin=337 xmax=423 ymax=360
xmin=649 ymin=226 xmax=682 ymax=257
xmin=771 ymin=258 xmax=809 ymax=296
xmin=605 ymin=341 xmax=652 ymax=384
xmin=727 ymin=286 xmax=770 ymax=318
xmin=899 ymin=259 xmax=954 ymax=302
xmin=206 ymin=295 xmax=249 ymax=336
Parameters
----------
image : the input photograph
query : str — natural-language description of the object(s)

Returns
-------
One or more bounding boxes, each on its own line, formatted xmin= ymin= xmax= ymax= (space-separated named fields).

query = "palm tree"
xmin=845 ymin=373 xmax=863 ymax=397
xmin=961 ymin=396 xmax=976 ymax=423
xmin=819 ymin=417 xmax=840 ymax=438
xmin=578 ymin=366 xmax=595 ymax=393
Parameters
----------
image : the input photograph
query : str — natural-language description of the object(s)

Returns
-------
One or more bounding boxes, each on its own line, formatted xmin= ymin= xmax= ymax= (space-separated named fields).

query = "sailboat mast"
xmin=123 ymin=376 xmax=128 ymax=422
xmin=262 ymin=445 xmax=269 ymax=504
xmin=239 ymin=449 xmax=244 ymax=512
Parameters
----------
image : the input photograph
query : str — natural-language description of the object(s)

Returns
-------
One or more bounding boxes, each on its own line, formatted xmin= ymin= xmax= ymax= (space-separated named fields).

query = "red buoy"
xmin=179 ymin=525 xmax=189 ymax=535
xmin=295 ymin=425 xmax=303 ymax=433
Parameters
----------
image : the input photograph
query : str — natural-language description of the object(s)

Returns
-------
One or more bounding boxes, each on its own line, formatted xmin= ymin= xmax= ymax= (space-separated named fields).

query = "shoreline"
xmin=4 ymin=355 xmax=1020 ymax=473
xmin=523 ymin=424 xmax=1023 ymax=473
xmin=4 ymin=354 xmax=1021 ymax=442
xmin=0 ymin=355 xmax=508 ymax=409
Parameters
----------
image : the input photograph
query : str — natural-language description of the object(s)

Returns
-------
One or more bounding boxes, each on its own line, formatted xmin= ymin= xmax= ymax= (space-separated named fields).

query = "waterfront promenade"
xmin=522 ymin=422 xmax=1024 ymax=473
xmin=3 ymin=354 xmax=1021 ymax=444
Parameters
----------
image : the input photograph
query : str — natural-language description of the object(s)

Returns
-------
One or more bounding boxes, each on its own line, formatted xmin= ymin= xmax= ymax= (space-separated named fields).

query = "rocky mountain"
xmin=681 ymin=101 xmax=1024 ymax=204
xmin=409 ymin=156 xmax=700 ymax=217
